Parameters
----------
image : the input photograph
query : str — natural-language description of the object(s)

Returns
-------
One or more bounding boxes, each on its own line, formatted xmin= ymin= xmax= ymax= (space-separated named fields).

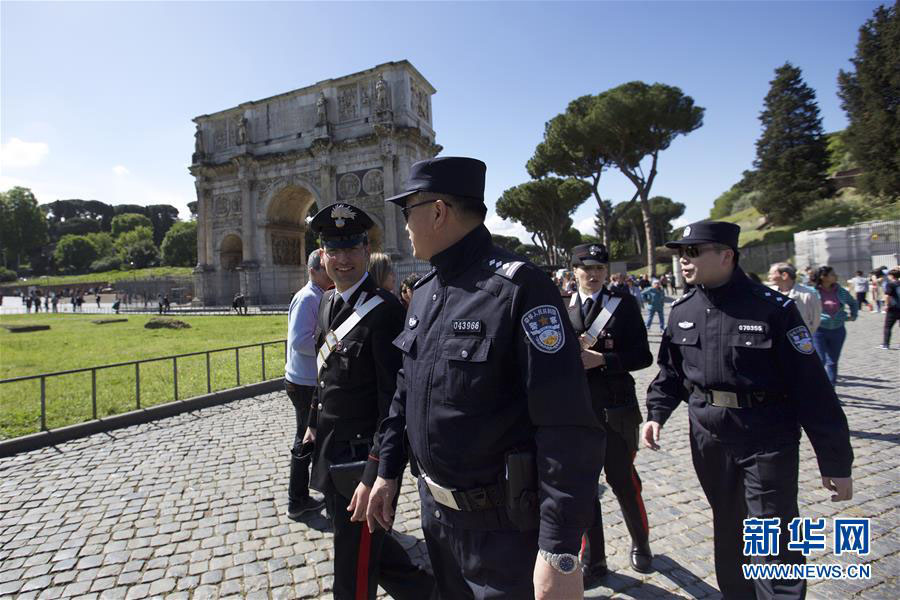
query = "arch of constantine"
xmin=189 ymin=60 xmax=440 ymax=305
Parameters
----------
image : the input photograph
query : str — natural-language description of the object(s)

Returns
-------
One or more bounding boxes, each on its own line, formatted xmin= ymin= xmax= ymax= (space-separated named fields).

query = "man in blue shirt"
xmin=284 ymin=249 xmax=332 ymax=519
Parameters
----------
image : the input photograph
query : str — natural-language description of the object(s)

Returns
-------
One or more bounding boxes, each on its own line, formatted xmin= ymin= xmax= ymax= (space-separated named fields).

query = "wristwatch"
xmin=538 ymin=549 xmax=581 ymax=574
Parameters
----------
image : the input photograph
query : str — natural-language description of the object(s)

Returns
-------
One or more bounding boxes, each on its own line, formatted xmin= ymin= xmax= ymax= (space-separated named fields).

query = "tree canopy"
xmin=0 ymin=187 xmax=48 ymax=270
xmin=53 ymin=234 xmax=99 ymax=273
xmin=161 ymin=221 xmax=198 ymax=267
xmin=590 ymin=82 xmax=703 ymax=273
xmin=837 ymin=1 xmax=900 ymax=199
xmin=496 ymin=177 xmax=590 ymax=265
xmin=752 ymin=63 xmax=828 ymax=225
xmin=527 ymin=95 xmax=616 ymax=246
xmin=111 ymin=213 xmax=154 ymax=238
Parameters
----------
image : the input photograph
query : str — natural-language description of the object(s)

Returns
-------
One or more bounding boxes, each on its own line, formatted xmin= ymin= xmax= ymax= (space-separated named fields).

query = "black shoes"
xmin=288 ymin=496 xmax=325 ymax=520
xmin=582 ymin=559 xmax=608 ymax=589
xmin=630 ymin=541 xmax=654 ymax=573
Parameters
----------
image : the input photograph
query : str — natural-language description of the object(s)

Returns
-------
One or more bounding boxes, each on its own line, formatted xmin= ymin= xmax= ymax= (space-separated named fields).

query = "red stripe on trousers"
xmin=630 ymin=451 xmax=649 ymax=534
xmin=355 ymin=523 xmax=372 ymax=600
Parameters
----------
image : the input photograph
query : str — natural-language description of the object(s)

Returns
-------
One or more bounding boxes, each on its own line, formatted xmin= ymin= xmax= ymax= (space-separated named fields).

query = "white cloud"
xmin=671 ymin=216 xmax=691 ymax=228
xmin=485 ymin=214 xmax=532 ymax=245
xmin=112 ymin=165 xmax=130 ymax=176
xmin=574 ymin=216 xmax=597 ymax=236
xmin=0 ymin=138 xmax=49 ymax=169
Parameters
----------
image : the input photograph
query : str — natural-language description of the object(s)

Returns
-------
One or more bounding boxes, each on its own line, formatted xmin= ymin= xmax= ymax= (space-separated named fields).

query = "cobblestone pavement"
xmin=0 ymin=309 xmax=897 ymax=599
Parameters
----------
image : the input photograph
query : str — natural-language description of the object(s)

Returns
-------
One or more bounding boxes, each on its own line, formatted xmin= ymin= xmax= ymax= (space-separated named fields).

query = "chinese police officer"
xmin=305 ymin=204 xmax=434 ymax=600
xmin=566 ymin=243 xmax=654 ymax=586
xmin=366 ymin=157 xmax=604 ymax=599
xmin=643 ymin=221 xmax=854 ymax=599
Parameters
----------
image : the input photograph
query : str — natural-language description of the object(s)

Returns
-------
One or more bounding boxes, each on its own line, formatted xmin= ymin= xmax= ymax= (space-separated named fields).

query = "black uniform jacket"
xmin=567 ymin=287 xmax=653 ymax=410
xmin=308 ymin=274 xmax=405 ymax=495
xmin=646 ymin=267 xmax=854 ymax=478
xmin=377 ymin=225 xmax=604 ymax=555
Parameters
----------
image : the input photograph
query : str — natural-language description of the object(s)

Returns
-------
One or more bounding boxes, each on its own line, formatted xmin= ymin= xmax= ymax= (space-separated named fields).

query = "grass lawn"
xmin=0 ymin=266 xmax=195 ymax=288
xmin=0 ymin=313 xmax=289 ymax=440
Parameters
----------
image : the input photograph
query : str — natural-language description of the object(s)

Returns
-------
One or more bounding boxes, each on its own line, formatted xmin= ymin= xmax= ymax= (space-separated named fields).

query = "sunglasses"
xmin=677 ymin=244 xmax=719 ymax=259
xmin=401 ymin=198 xmax=452 ymax=222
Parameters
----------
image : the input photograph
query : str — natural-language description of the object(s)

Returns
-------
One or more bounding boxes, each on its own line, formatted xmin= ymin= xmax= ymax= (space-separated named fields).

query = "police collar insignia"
xmin=678 ymin=321 xmax=695 ymax=329
xmin=787 ymin=325 xmax=814 ymax=354
xmin=521 ymin=305 xmax=565 ymax=354
xmin=331 ymin=204 xmax=356 ymax=228
xmin=683 ymin=225 xmax=691 ymax=237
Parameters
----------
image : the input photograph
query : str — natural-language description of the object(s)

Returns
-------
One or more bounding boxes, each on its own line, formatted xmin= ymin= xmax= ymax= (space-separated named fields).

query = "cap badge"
xmin=589 ymin=245 xmax=601 ymax=255
xmin=331 ymin=204 xmax=356 ymax=228
xmin=683 ymin=225 xmax=692 ymax=238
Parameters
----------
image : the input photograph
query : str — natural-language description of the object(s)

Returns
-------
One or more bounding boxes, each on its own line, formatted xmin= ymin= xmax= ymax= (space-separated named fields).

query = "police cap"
xmin=665 ymin=221 xmax=740 ymax=250
xmin=309 ymin=202 xmax=374 ymax=248
xmin=571 ymin=243 xmax=609 ymax=267
xmin=385 ymin=157 xmax=486 ymax=212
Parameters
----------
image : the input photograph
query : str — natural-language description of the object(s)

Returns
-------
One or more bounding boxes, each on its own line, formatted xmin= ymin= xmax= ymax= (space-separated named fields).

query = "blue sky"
xmin=0 ymin=1 xmax=880 ymax=243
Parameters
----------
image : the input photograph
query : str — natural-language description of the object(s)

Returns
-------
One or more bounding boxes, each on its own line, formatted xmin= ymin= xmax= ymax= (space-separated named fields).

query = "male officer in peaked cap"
xmin=304 ymin=203 xmax=434 ymax=600
xmin=566 ymin=243 xmax=654 ymax=586
xmin=365 ymin=157 xmax=604 ymax=599
xmin=643 ymin=221 xmax=854 ymax=599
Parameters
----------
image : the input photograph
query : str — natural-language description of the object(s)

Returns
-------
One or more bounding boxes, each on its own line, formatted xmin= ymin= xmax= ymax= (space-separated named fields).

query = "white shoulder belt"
xmin=316 ymin=293 xmax=384 ymax=373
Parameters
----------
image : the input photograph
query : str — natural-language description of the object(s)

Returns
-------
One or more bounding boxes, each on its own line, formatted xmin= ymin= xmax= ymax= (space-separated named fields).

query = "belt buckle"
xmin=711 ymin=390 xmax=740 ymax=409
xmin=325 ymin=330 xmax=338 ymax=352
xmin=423 ymin=474 xmax=460 ymax=510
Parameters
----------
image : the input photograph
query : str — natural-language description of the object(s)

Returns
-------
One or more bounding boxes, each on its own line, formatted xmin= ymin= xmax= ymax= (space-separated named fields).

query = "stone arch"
xmin=265 ymin=184 xmax=318 ymax=267
xmin=220 ymin=233 xmax=243 ymax=270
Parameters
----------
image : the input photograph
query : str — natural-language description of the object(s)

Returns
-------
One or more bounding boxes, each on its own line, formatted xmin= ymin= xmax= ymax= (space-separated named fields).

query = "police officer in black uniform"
xmin=305 ymin=203 xmax=434 ymax=600
xmin=566 ymin=243 xmax=654 ymax=586
xmin=643 ymin=221 xmax=854 ymax=600
xmin=365 ymin=157 xmax=604 ymax=599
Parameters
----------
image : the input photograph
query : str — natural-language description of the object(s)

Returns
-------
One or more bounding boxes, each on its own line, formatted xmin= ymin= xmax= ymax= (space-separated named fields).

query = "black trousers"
xmin=583 ymin=417 xmax=649 ymax=565
xmin=285 ymin=381 xmax=313 ymax=501
xmin=419 ymin=479 xmax=538 ymax=600
xmin=327 ymin=490 xmax=434 ymax=600
xmin=690 ymin=423 xmax=806 ymax=600
xmin=884 ymin=308 xmax=900 ymax=346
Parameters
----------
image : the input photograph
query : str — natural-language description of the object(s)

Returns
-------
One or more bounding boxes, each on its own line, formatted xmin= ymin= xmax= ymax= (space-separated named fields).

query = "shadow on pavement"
xmin=848 ymin=430 xmax=900 ymax=445
xmin=586 ymin=554 xmax=721 ymax=598
xmin=839 ymin=394 xmax=900 ymax=412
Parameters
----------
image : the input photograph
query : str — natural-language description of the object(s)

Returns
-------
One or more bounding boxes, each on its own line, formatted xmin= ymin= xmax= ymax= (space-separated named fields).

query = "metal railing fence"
xmin=0 ymin=339 xmax=287 ymax=434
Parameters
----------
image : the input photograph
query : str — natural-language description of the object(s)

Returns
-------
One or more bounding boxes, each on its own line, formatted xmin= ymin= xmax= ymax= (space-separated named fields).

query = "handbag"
xmin=328 ymin=460 xmax=368 ymax=499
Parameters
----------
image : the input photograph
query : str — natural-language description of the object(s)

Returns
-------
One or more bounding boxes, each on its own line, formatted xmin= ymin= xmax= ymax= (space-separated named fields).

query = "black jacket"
xmin=377 ymin=225 xmax=604 ymax=555
xmin=308 ymin=275 xmax=405 ymax=495
xmin=646 ymin=267 xmax=854 ymax=477
xmin=567 ymin=287 xmax=653 ymax=410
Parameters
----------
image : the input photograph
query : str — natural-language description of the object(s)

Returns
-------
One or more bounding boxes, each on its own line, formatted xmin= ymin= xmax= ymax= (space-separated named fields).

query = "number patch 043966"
xmin=452 ymin=319 xmax=483 ymax=336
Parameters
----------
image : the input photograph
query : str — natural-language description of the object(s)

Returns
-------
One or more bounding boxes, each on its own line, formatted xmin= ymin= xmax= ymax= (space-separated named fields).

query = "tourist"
xmin=880 ymin=267 xmax=900 ymax=350
xmin=767 ymin=262 xmax=821 ymax=333
xmin=367 ymin=252 xmax=397 ymax=295
xmin=848 ymin=270 xmax=871 ymax=312
xmin=812 ymin=266 xmax=858 ymax=386
xmin=400 ymin=274 xmax=419 ymax=309
xmin=283 ymin=249 xmax=331 ymax=519
xmin=51 ymin=293 xmax=58 ymax=312
xmin=870 ymin=269 xmax=885 ymax=313
xmin=641 ymin=279 xmax=666 ymax=332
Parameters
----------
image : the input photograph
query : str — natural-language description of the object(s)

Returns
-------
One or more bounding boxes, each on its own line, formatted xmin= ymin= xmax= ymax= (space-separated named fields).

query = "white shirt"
xmin=850 ymin=276 xmax=868 ymax=293
xmin=578 ymin=288 xmax=604 ymax=307
xmin=338 ymin=271 xmax=369 ymax=304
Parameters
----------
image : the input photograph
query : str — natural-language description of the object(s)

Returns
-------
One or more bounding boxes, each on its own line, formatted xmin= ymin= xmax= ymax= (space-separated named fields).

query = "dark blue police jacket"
xmin=646 ymin=266 xmax=853 ymax=478
xmin=377 ymin=224 xmax=604 ymax=554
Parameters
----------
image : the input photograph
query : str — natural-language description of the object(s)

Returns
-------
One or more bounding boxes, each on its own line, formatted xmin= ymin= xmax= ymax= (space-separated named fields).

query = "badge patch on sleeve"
xmin=521 ymin=305 xmax=565 ymax=353
xmin=787 ymin=326 xmax=814 ymax=354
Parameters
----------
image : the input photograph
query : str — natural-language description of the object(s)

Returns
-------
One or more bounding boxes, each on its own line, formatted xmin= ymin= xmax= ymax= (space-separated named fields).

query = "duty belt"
xmin=690 ymin=385 xmax=784 ymax=409
xmin=422 ymin=474 xmax=505 ymax=512
xmin=413 ymin=453 xmax=504 ymax=512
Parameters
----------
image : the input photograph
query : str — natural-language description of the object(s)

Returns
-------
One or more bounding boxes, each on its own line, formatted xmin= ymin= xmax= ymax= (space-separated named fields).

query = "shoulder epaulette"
xmin=671 ymin=287 xmax=696 ymax=307
xmin=484 ymin=257 xmax=526 ymax=280
xmin=413 ymin=269 xmax=437 ymax=289
xmin=753 ymin=285 xmax=794 ymax=308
